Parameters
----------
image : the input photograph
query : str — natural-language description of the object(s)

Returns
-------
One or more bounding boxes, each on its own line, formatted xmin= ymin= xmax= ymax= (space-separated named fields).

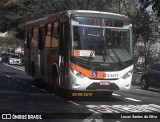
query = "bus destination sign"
xmin=78 ymin=18 xmax=123 ymax=27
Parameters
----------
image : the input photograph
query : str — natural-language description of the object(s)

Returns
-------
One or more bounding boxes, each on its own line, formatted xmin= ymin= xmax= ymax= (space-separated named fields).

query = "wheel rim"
xmin=33 ymin=73 xmax=36 ymax=81
xmin=33 ymin=68 xmax=37 ymax=82
xmin=141 ymin=79 xmax=146 ymax=88
xmin=54 ymin=77 xmax=58 ymax=90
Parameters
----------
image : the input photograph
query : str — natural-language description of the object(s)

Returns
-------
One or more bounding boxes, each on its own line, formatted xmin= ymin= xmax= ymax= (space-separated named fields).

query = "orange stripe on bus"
xmin=74 ymin=50 xmax=80 ymax=56
xmin=70 ymin=62 xmax=105 ymax=79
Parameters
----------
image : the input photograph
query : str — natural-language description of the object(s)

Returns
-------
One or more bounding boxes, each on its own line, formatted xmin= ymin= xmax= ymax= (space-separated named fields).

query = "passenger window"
xmin=26 ymin=30 xmax=32 ymax=48
xmin=45 ymin=23 xmax=52 ymax=47
xmin=59 ymin=22 xmax=69 ymax=56
xmin=39 ymin=27 xmax=45 ymax=49
xmin=32 ymin=27 xmax=38 ymax=47
xmin=47 ymin=23 xmax=52 ymax=36
xmin=51 ymin=22 xmax=59 ymax=47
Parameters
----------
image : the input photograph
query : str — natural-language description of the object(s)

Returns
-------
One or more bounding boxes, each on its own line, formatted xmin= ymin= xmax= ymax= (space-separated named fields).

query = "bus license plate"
xmin=100 ymin=81 xmax=110 ymax=86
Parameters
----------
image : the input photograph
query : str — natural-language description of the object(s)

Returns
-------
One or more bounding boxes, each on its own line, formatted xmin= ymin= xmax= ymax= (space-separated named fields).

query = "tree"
xmin=139 ymin=0 xmax=160 ymax=16
xmin=0 ymin=0 xmax=115 ymax=39
xmin=0 ymin=0 xmax=159 ymax=63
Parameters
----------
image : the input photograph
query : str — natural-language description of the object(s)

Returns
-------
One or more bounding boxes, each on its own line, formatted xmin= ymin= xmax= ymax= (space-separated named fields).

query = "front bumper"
xmin=68 ymin=70 xmax=132 ymax=91
xmin=9 ymin=60 xmax=21 ymax=65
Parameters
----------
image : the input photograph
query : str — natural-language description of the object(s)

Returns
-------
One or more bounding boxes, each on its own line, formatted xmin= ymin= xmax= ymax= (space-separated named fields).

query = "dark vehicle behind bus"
xmin=1 ymin=53 xmax=10 ymax=62
xmin=134 ymin=63 xmax=144 ymax=73
xmin=141 ymin=63 xmax=160 ymax=90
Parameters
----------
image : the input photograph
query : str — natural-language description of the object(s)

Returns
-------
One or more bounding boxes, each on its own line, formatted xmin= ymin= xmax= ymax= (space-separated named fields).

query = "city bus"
xmin=25 ymin=10 xmax=133 ymax=95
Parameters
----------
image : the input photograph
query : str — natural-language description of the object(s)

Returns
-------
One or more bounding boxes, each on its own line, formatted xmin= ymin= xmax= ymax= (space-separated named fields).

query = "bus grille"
xmin=86 ymin=83 xmax=119 ymax=90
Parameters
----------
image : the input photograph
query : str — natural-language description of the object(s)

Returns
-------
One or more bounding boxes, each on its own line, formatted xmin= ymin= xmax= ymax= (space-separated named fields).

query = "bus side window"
xmin=39 ymin=27 xmax=45 ymax=49
xmin=59 ymin=22 xmax=69 ymax=56
xmin=45 ymin=23 xmax=52 ymax=47
xmin=32 ymin=27 xmax=38 ymax=47
xmin=59 ymin=23 xmax=65 ymax=55
xmin=27 ymin=30 xmax=32 ymax=48
xmin=51 ymin=22 xmax=59 ymax=47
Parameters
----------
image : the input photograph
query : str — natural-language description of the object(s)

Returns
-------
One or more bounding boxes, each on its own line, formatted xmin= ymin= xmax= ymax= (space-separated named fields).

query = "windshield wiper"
xmin=110 ymin=47 xmax=122 ymax=65
xmin=102 ymin=23 xmax=116 ymax=63
xmin=87 ymin=43 xmax=96 ymax=65
xmin=102 ymin=42 xmax=117 ymax=63
xmin=84 ymin=34 xmax=99 ymax=64
xmin=103 ymin=34 xmax=116 ymax=63
xmin=87 ymin=40 xmax=117 ymax=64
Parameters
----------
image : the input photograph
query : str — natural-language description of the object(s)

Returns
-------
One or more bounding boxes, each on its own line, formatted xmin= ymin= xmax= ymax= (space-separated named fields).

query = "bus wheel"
xmin=141 ymin=77 xmax=149 ymax=90
xmin=108 ymin=91 xmax=113 ymax=97
xmin=51 ymin=76 xmax=59 ymax=94
xmin=103 ymin=91 xmax=113 ymax=97
xmin=32 ymin=67 xmax=38 ymax=85
xmin=52 ymin=71 xmax=59 ymax=92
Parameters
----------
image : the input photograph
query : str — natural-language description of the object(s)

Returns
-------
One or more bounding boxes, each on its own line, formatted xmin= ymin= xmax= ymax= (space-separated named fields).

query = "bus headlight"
xmin=70 ymin=67 xmax=85 ymax=78
xmin=122 ymin=70 xmax=133 ymax=79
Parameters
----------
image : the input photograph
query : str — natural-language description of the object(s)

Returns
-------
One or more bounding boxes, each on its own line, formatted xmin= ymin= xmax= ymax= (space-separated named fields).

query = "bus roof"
xmin=26 ymin=10 xmax=130 ymax=26
xmin=68 ymin=10 xmax=129 ymax=18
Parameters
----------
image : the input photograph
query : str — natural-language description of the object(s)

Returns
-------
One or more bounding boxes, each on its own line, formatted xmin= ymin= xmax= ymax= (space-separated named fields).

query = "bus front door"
xmin=59 ymin=22 xmax=70 ymax=87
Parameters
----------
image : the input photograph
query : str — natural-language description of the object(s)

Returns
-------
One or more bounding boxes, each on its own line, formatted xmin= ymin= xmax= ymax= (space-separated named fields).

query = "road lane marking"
xmin=40 ymin=89 xmax=47 ymax=92
xmin=0 ymin=72 xmax=10 ymax=77
xmin=88 ymin=109 xmax=100 ymax=114
xmin=81 ymin=113 xmax=103 ymax=122
xmin=6 ymin=75 xmax=10 ymax=77
xmin=124 ymin=97 xmax=142 ymax=102
xmin=0 ymin=72 xmax=15 ymax=80
xmin=112 ymin=93 xmax=121 ymax=96
xmin=23 ymin=82 xmax=27 ymax=85
xmin=68 ymin=101 xmax=80 ymax=106
xmin=31 ymin=85 xmax=36 ymax=88
xmin=86 ymin=104 xmax=160 ymax=113
xmin=16 ymin=79 xmax=21 ymax=82
xmin=3 ymin=63 xmax=25 ymax=71
xmin=23 ymin=82 xmax=27 ymax=84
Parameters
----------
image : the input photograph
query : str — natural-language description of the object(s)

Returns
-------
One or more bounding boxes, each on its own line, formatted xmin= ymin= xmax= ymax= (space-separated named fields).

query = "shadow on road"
xmin=32 ymin=82 xmax=124 ymax=102
xmin=1 ymin=71 xmax=18 ymax=75
xmin=58 ymin=91 xmax=124 ymax=102
xmin=147 ymin=87 xmax=160 ymax=93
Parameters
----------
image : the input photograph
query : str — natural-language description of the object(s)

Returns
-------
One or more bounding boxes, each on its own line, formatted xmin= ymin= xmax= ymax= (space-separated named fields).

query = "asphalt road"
xmin=0 ymin=63 xmax=160 ymax=122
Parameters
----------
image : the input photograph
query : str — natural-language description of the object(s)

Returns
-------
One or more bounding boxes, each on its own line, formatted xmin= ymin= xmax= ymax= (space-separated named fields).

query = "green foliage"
xmin=139 ymin=0 xmax=160 ymax=16
xmin=132 ymin=11 xmax=154 ymax=42
xmin=0 ymin=0 xmax=159 ymax=53
xmin=0 ymin=37 xmax=23 ymax=52
xmin=0 ymin=0 xmax=114 ymax=39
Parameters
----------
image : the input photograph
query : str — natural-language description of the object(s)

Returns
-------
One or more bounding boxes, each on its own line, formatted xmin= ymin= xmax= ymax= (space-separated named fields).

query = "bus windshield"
xmin=72 ymin=17 xmax=132 ymax=63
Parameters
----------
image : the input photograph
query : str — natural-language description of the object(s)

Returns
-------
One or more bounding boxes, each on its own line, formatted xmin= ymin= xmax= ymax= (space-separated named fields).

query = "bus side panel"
xmin=24 ymin=46 xmax=30 ymax=75
xmin=30 ymin=48 xmax=38 ymax=74
xmin=44 ymin=48 xmax=59 ymax=85
xmin=31 ymin=26 xmax=39 ymax=77
xmin=25 ymin=30 xmax=32 ymax=75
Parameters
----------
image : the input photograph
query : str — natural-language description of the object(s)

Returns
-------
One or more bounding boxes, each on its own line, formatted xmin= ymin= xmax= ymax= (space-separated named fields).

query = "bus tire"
xmin=103 ymin=91 xmax=113 ymax=97
xmin=52 ymin=68 xmax=59 ymax=92
xmin=32 ymin=66 xmax=38 ymax=85
xmin=108 ymin=91 xmax=113 ymax=97
xmin=141 ymin=77 xmax=149 ymax=90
